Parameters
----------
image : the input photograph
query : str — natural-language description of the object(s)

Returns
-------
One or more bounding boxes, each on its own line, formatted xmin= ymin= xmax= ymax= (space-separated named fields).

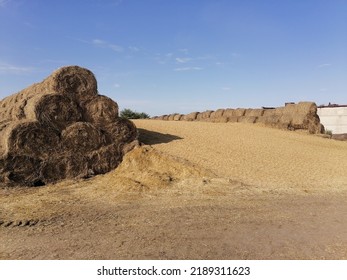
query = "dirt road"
xmin=1 ymin=120 xmax=347 ymax=259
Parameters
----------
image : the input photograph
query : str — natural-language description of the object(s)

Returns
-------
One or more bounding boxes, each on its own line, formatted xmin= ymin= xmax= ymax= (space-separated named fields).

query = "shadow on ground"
xmin=332 ymin=133 xmax=347 ymax=141
xmin=137 ymin=128 xmax=183 ymax=145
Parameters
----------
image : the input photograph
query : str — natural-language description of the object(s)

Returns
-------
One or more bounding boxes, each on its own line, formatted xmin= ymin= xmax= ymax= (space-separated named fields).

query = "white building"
xmin=317 ymin=105 xmax=347 ymax=134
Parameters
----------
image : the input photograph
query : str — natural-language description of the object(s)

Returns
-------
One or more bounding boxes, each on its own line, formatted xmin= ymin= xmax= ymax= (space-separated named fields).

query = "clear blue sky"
xmin=1 ymin=0 xmax=346 ymax=116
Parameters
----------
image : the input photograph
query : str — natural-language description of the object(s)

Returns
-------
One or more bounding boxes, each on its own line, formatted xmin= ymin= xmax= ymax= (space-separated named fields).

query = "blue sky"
xmin=0 ymin=0 xmax=346 ymax=116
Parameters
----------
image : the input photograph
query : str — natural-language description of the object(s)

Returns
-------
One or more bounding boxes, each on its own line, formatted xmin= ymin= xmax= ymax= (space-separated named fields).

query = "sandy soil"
xmin=1 ymin=120 xmax=347 ymax=259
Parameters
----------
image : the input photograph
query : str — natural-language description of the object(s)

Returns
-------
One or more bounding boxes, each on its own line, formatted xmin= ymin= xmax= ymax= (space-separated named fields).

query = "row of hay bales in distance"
xmin=152 ymin=102 xmax=324 ymax=134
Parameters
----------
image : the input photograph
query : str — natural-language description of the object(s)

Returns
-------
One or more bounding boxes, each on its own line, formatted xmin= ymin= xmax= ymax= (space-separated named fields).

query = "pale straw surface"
xmin=134 ymin=120 xmax=347 ymax=190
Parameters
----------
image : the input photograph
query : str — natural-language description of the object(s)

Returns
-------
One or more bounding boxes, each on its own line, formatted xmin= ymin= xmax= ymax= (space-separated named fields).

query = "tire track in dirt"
xmin=0 ymin=219 xmax=40 ymax=228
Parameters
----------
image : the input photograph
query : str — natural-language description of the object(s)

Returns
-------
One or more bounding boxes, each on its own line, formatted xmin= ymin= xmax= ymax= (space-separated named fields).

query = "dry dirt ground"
xmin=1 ymin=120 xmax=347 ymax=259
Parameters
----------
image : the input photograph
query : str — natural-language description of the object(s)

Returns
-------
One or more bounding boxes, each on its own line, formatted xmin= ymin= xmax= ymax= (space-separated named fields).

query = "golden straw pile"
xmin=0 ymin=66 xmax=138 ymax=186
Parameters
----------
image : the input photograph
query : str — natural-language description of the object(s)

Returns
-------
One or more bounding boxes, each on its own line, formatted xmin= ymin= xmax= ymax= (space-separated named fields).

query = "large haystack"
xmin=0 ymin=66 xmax=138 ymax=186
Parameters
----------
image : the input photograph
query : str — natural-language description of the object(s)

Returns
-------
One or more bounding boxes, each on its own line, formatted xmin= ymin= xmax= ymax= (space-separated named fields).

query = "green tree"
xmin=120 ymin=108 xmax=150 ymax=119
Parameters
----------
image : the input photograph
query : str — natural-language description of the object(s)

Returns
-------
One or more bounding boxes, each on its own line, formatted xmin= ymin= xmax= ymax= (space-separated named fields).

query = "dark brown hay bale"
xmin=87 ymin=143 xmax=123 ymax=175
xmin=65 ymin=145 xmax=129 ymax=179
xmin=42 ymin=153 xmax=95 ymax=180
xmin=39 ymin=156 xmax=68 ymax=184
xmin=64 ymin=154 xmax=89 ymax=179
xmin=0 ymin=65 xmax=140 ymax=186
xmin=61 ymin=122 xmax=108 ymax=153
xmin=105 ymin=118 xmax=138 ymax=144
xmin=183 ymin=112 xmax=199 ymax=121
xmin=0 ymin=157 xmax=4 ymax=173
xmin=162 ymin=115 xmax=169 ymax=120
xmin=168 ymin=114 xmax=175 ymax=121
xmin=1 ymin=155 xmax=42 ymax=186
xmin=0 ymin=94 xmax=28 ymax=122
xmin=0 ymin=99 xmax=27 ymax=121
xmin=83 ymin=95 xmax=119 ymax=126
xmin=24 ymin=94 xmax=82 ymax=131
xmin=43 ymin=65 xmax=98 ymax=104
xmin=245 ymin=109 xmax=264 ymax=117
xmin=1 ymin=121 xmax=60 ymax=158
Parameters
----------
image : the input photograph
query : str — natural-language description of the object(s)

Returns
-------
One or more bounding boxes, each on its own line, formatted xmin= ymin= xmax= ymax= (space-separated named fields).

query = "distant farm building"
xmin=317 ymin=104 xmax=347 ymax=134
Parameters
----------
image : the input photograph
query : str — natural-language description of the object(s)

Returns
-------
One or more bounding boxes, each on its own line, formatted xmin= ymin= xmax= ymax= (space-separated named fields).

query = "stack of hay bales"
xmin=210 ymin=109 xmax=226 ymax=122
xmin=257 ymin=102 xmax=323 ymax=133
xmin=241 ymin=108 xmax=264 ymax=123
xmin=173 ymin=114 xmax=183 ymax=121
xmin=152 ymin=102 xmax=323 ymax=134
xmin=165 ymin=113 xmax=183 ymax=121
xmin=223 ymin=108 xmax=246 ymax=123
xmin=183 ymin=112 xmax=199 ymax=121
xmin=196 ymin=110 xmax=214 ymax=121
xmin=0 ymin=66 xmax=138 ymax=186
